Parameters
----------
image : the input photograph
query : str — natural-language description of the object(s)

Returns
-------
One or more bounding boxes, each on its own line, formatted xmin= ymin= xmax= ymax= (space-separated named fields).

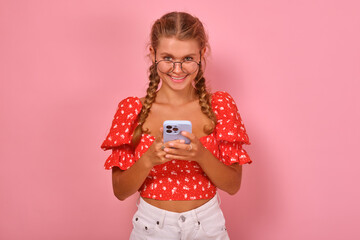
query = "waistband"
xmin=135 ymin=191 xmax=222 ymax=228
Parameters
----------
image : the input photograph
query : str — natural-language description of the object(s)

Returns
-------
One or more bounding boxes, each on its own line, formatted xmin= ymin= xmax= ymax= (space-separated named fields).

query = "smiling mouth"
xmin=168 ymin=74 xmax=188 ymax=81
xmin=169 ymin=75 xmax=187 ymax=80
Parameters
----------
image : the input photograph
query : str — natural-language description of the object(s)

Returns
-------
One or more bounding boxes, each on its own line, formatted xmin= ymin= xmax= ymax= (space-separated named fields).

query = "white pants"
xmin=129 ymin=191 xmax=230 ymax=240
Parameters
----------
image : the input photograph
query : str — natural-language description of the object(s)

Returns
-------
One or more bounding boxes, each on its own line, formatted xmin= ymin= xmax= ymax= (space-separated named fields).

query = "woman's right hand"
xmin=140 ymin=127 xmax=176 ymax=169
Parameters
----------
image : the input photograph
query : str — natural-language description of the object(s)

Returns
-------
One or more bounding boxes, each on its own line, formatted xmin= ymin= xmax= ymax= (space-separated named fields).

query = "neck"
xmin=156 ymin=85 xmax=198 ymax=106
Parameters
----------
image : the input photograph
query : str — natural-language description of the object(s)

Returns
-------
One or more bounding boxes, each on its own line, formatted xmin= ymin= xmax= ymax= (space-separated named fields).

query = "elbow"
xmin=112 ymin=182 xmax=129 ymax=201
xmin=227 ymin=184 xmax=241 ymax=195
xmin=112 ymin=168 xmax=129 ymax=201
xmin=219 ymin=183 xmax=241 ymax=195
xmin=113 ymin=190 xmax=128 ymax=201
xmin=227 ymin=164 xmax=242 ymax=195
xmin=116 ymin=195 xmax=128 ymax=201
xmin=226 ymin=177 xmax=242 ymax=195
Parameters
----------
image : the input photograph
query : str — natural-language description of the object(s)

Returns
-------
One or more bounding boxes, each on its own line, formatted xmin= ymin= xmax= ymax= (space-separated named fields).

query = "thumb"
xmin=155 ymin=127 xmax=164 ymax=143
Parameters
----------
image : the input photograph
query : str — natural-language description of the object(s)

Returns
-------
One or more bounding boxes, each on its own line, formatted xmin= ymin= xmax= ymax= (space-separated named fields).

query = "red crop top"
xmin=101 ymin=91 xmax=252 ymax=201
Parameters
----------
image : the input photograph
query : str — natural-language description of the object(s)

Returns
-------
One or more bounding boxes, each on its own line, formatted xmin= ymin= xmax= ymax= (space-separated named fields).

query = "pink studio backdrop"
xmin=1 ymin=0 xmax=359 ymax=239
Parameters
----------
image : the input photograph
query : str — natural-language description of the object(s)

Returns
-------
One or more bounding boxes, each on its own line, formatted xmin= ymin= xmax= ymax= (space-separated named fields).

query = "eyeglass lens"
xmin=157 ymin=61 xmax=198 ymax=74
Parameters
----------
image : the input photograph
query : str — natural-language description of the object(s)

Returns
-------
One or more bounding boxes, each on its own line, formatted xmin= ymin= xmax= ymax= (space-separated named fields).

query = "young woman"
xmin=101 ymin=11 xmax=252 ymax=240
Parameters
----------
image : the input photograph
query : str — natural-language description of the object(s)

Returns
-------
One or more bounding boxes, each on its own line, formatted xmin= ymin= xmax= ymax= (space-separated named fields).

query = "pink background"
xmin=1 ymin=0 xmax=359 ymax=239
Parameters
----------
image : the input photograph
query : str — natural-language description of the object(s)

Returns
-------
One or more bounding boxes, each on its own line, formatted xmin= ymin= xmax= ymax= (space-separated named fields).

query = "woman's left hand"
xmin=163 ymin=131 xmax=207 ymax=163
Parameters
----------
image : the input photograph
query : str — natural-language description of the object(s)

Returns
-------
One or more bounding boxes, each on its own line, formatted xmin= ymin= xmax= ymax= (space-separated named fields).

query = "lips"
xmin=169 ymin=75 xmax=188 ymax=83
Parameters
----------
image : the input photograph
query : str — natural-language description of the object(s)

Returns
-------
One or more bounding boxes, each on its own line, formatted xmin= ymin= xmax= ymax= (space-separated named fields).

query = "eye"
xmin=163 ymin=56 xmax=173 ymax=61
xmin=184 ymin=56 xmax=194 ymax=61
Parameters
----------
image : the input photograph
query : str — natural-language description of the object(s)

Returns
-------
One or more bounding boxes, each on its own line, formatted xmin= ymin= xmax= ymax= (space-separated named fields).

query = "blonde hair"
xmin=131 ymin=11 xmax=217 ymax=148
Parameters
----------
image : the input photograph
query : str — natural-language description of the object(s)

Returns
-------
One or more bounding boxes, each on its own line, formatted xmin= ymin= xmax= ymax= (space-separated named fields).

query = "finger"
xmin=164 ymin=139 xmax=183 ymax=148
xmin=154 ymin=127 xmax=164 ymax=143
xmin=164 ymin=153 xmax=190 ymax=160
xmin=159 ymin=127 xmax=164 ymax=142
xmin=159 ymin=151 xmax=173 ymax=162
xmin=165 ymin=141 xmax=188 ymax=150
xmin=157 ymin=150 xmax=167 ymax=159
xmin=180 ymin=131 xmax=196 ymax=141
xmin=157 ymin=142 xmax=165 ymax=151
xmin=164 ymin=145 xmax=193 ymax=157
xmin=154 ymin=155 xmax=173 ymax=167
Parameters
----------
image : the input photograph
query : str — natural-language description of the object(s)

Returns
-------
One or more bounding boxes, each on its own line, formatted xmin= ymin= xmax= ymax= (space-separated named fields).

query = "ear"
xmin=200 ymin=47 xmax=206 ymax=61
xmin=149 ymin=46 xmax=156 ymax=63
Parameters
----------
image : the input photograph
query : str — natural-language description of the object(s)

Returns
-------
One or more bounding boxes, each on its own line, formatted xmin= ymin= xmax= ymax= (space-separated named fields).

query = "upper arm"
xmin=229 ymin=163 xmax=242 ymax=174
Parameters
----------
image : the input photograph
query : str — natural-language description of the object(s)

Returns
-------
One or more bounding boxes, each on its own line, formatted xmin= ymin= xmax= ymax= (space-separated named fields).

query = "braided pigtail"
xmin=131 ymin=64 xmax=160 ymax=148
xmin=194 ymin=68 xmax=217 ymax=134
xmin=131 ymin=12 xmax=214 ymax=146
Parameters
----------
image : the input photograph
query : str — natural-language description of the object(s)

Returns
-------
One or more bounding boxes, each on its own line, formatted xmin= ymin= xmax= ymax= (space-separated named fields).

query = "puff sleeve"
xmin=100 ymin=97 xmax=142 ymax=170
xmin=213 ymin=91 xmax=252 ymax=165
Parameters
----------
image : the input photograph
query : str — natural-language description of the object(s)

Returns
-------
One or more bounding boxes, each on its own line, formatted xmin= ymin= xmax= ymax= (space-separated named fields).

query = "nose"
xmin=172 ymin=62 xmax=183 ymax=74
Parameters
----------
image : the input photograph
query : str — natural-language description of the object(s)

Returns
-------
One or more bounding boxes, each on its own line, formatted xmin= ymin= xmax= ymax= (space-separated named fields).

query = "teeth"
xmin=172 ymin=76 xmax=186 ymax=80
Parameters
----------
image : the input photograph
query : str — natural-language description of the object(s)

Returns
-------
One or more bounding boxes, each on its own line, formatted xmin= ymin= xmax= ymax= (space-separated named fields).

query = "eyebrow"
xmin=159 ymin=52 xmax=198 ymax=57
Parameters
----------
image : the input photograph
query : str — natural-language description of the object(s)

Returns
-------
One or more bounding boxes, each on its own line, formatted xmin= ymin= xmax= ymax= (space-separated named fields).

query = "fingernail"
xmin=180 ymin=140 xmax=185 ymax=143
xmin=169 ymin=143 xmax=174 ymax=146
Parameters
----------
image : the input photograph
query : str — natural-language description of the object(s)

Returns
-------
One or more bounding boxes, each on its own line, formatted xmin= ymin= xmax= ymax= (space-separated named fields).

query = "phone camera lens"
xmin=166 ymin=125 xmax=172 ymax=129
xmin=173 ymin=128 xmax=178 ymax=132
xmin=166 ymin=130 xmax=172 ymax=133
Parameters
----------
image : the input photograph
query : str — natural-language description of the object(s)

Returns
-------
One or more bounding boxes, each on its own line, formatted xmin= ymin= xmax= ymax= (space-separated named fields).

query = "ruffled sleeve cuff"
xmin=103 ymin=146 xmax=136 ymax=170
xmin=100 ymin=96 xmax=142 ymax=170
xmin=212 ymin=91 xmax=253 ymax=165
xmin=218 ymin=140 xmax=252 ymax=165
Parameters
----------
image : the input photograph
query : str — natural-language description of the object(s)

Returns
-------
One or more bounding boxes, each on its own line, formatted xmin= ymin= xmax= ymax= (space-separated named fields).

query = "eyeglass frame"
xmin=154 ymin=50 xmax=202 ymax=74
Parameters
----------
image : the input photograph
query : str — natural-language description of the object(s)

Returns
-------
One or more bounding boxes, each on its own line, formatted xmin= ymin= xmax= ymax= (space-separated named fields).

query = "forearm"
xmin=197 ymin=149 xmax=242 ymax=195
xmin=112 ymin=155 xmax=152 ymax=200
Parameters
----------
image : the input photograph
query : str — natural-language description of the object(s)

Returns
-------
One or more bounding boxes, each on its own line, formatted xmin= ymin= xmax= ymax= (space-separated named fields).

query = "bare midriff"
xmin=142 ymin=197 xmax=212 ymax=213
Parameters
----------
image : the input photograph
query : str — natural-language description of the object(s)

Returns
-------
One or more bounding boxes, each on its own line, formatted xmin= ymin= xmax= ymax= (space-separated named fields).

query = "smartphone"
xmin=163 ymin=120 xmax=192 ymax=144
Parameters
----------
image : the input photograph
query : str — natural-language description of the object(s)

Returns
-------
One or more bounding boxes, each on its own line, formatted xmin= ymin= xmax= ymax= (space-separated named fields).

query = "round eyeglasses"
xmin=154 ymin=51 xmax=201 ymax=74
xmin=155 ymin=60 xmax=200 ymax=74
